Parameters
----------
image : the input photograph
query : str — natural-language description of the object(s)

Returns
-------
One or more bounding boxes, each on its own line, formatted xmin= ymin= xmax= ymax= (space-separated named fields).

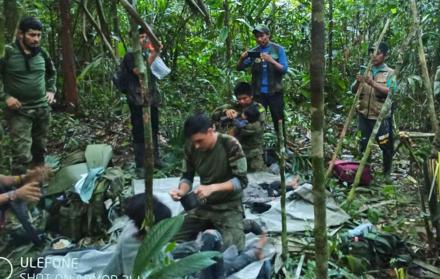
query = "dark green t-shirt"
xmin=181 ymin=133 xmax=248 ymax=206
xmin=0 ymin=43 xmax=56 ymax=108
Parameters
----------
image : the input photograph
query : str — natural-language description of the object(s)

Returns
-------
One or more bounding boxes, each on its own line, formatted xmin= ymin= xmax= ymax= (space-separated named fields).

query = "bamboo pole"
xmin=325 ymin=19 xmax=391 ymax=180
xmin=124 ymin=2 xmax=155 ymax=229
xmin=277 ymin=119 xmax=288 ymax=260
xmin=80 ymin=0 xmax=118 ymax=63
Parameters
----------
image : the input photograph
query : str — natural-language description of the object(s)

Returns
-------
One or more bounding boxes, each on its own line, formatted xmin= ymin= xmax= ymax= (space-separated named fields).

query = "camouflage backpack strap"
xmin=40 ymin=47 xmax=56 ymax=77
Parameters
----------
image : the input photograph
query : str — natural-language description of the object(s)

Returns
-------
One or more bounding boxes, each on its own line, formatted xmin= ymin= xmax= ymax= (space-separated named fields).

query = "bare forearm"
xmin=0 ymin=175 xmax=21 ymax=187
xmin=0 ymin=193 xmax=9 ymax=205
xmin=210 ymin=180 xmax=234 ymax=193
xmin=178 ymin=181 xmax=192 ymax=195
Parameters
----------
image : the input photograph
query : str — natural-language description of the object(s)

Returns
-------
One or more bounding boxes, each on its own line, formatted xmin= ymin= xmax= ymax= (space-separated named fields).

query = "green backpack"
xmin=341 ymin=231 xmax=412 ymax=273
xmin=56 ymin=167 xmax=124 ymax=240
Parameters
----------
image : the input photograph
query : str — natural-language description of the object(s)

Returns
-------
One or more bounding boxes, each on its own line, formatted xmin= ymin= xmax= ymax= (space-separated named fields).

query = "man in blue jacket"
xmin=237 ymin=24 xmax=288 ymax=132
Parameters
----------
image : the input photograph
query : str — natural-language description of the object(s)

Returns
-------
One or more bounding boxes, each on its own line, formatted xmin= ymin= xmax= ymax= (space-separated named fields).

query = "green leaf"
xmin=77 ymin=56 xmax=105 ymax=82
xmin=132 ymin=215 xmax=185 ymax=279
xmin=235 ymin=18 xmax=253 ymax=30
xmin=148 ymin=251 xmax=220 ymax=279
xmin=218 ymin=27 xmax=229 ymax=43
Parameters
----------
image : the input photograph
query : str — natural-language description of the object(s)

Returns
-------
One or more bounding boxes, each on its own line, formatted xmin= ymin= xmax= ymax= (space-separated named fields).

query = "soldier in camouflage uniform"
xmin=212 ymin=82 xmax=266 ymax=172
xmin=0 ymin=17 xmax=56 ymax=175
xmin=169 ymin=112 xmax=248 ymax=251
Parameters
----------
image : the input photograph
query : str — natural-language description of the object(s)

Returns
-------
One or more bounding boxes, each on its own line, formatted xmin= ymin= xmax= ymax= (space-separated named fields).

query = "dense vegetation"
xmin=1 ymin=0 xmax=440 ymax=278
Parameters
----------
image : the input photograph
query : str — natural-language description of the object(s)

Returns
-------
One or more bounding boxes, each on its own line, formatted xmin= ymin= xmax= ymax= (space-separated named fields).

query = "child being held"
xmin=233 ymin=104 xmax=261 ymax=129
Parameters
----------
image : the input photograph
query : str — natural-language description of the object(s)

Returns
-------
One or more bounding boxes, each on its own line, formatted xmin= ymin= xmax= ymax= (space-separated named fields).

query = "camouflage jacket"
xmin=180 ymin=133 xmax=248 ymax=208
xmin=212 ymin=101 xmax=265 ymax=152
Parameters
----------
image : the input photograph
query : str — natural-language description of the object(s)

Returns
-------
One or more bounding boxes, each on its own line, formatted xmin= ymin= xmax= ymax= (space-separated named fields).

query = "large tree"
xmin=59 ymin=0 xmax=78 ymax=109
xmin=310 ymin=0 xmax=328 ymax=278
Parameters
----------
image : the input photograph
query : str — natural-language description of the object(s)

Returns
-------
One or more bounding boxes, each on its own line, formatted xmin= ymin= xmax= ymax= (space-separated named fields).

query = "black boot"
xmin=383 ymin=149 xmax=393 ymax=178
xmin=133 ymin=143 xmax=145 ymax=178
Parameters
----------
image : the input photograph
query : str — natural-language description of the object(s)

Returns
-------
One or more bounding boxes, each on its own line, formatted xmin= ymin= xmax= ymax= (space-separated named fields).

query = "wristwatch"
xmin=7 ymin=190 xmax=17 ymax=201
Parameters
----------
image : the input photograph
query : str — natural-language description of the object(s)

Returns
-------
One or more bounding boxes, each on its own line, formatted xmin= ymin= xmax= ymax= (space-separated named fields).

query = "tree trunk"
xmin=4 ymin=0 xmax=19 ymax=43
xmin=95 ymin=0 xmax=111 ymax=42
xmin=59 ymin=0 xmax=78 ymax=109
xmin=111 ymin=0 xmax=127 ymax=55
xmin=410 ymin=0 xmax=440 ymax=146
xmin=310 ymin=0 xmax=327 ymax=278
xmin=327 ymin=0 xmax=333 ymax=72
xmin=0 ymin=7 xmax=5 ymax=56
xmin=81 ymin=0 xmax=118 ymax=63
xmin=277 ymin=120 xmax=288 ymax=260
xmin=124 ymin=0 xmax=155 ymax=229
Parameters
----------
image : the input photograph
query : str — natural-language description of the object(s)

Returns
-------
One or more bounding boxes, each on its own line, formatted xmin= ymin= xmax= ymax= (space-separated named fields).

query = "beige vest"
xmin=357 ymin=65 xmax=395 ymax=120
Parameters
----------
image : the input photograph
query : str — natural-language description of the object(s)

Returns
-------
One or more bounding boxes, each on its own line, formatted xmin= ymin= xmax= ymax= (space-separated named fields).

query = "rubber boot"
xmin=383 ymin=149 xmax=393 ymax=183
xmin=133 ymin=143 xmax=145 ymax=178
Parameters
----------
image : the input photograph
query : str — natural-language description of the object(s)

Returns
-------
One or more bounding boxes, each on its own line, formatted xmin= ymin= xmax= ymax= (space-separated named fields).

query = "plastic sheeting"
xmin=133 ymin=172 xmax=350 ymax=233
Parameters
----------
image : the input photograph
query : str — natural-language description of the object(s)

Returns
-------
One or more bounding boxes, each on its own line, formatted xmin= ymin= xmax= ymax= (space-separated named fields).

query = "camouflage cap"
xmin=252 ymin=24 xmax=270 ymax=35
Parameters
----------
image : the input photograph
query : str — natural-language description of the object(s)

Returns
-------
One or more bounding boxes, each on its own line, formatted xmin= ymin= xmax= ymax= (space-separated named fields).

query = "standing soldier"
xmin=0 ymin=16 xmax=56 ymax=175
xmin=237 ymin=24 xmax=288 ymax=133
xmin=352 ymin=42 xmax=397 ymax=176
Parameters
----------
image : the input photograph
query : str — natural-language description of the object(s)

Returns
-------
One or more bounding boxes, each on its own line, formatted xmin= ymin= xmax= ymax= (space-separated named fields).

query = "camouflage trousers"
xmin=244 ymin=148 xmax=265 ymax=172
xmin=6 ymin=107 xmax=51 ymax=175
xmin=173 ymin=201 xmax=245 ymax=251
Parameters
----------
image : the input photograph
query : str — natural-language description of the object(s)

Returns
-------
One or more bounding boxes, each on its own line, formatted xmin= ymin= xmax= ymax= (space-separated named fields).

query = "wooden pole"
xmin=124 ymin=1 xmax=155 ymax=229
xmin=410 ymin=0 xmax=440 ymax=146
xmin=311 ymin=0 xmax=328 ymax=277
xmin=277 ymin=119 xmax=288 ymax=260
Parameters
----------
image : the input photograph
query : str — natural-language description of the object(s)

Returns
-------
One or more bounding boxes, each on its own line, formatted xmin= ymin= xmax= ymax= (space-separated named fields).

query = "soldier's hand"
xmin=16 ymin=182 xmax=42 ymax=203
xmin=356 ymin=74 xmax=364 ymax=83
xmin=46 ymin=92 xmax=55 ymax=104
xmin=6 ymin=96 xmax=22 ymax=110
xmin=23 ymin=166 xmax=52 ymax=184
xmin=225 ymin=109 xmax=238 ymax=119
xmin=194 ymin=185 xmax=214 ymax=200
xmin=169 ymin=188 xmax=186 ymax=201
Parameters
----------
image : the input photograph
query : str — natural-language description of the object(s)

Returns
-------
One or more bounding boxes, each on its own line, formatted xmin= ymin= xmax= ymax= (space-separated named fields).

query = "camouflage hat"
xmin=252 ymin=24 xmax=270 ymax=35
xmin=368 ymin=42 xmax=389 ymax=55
